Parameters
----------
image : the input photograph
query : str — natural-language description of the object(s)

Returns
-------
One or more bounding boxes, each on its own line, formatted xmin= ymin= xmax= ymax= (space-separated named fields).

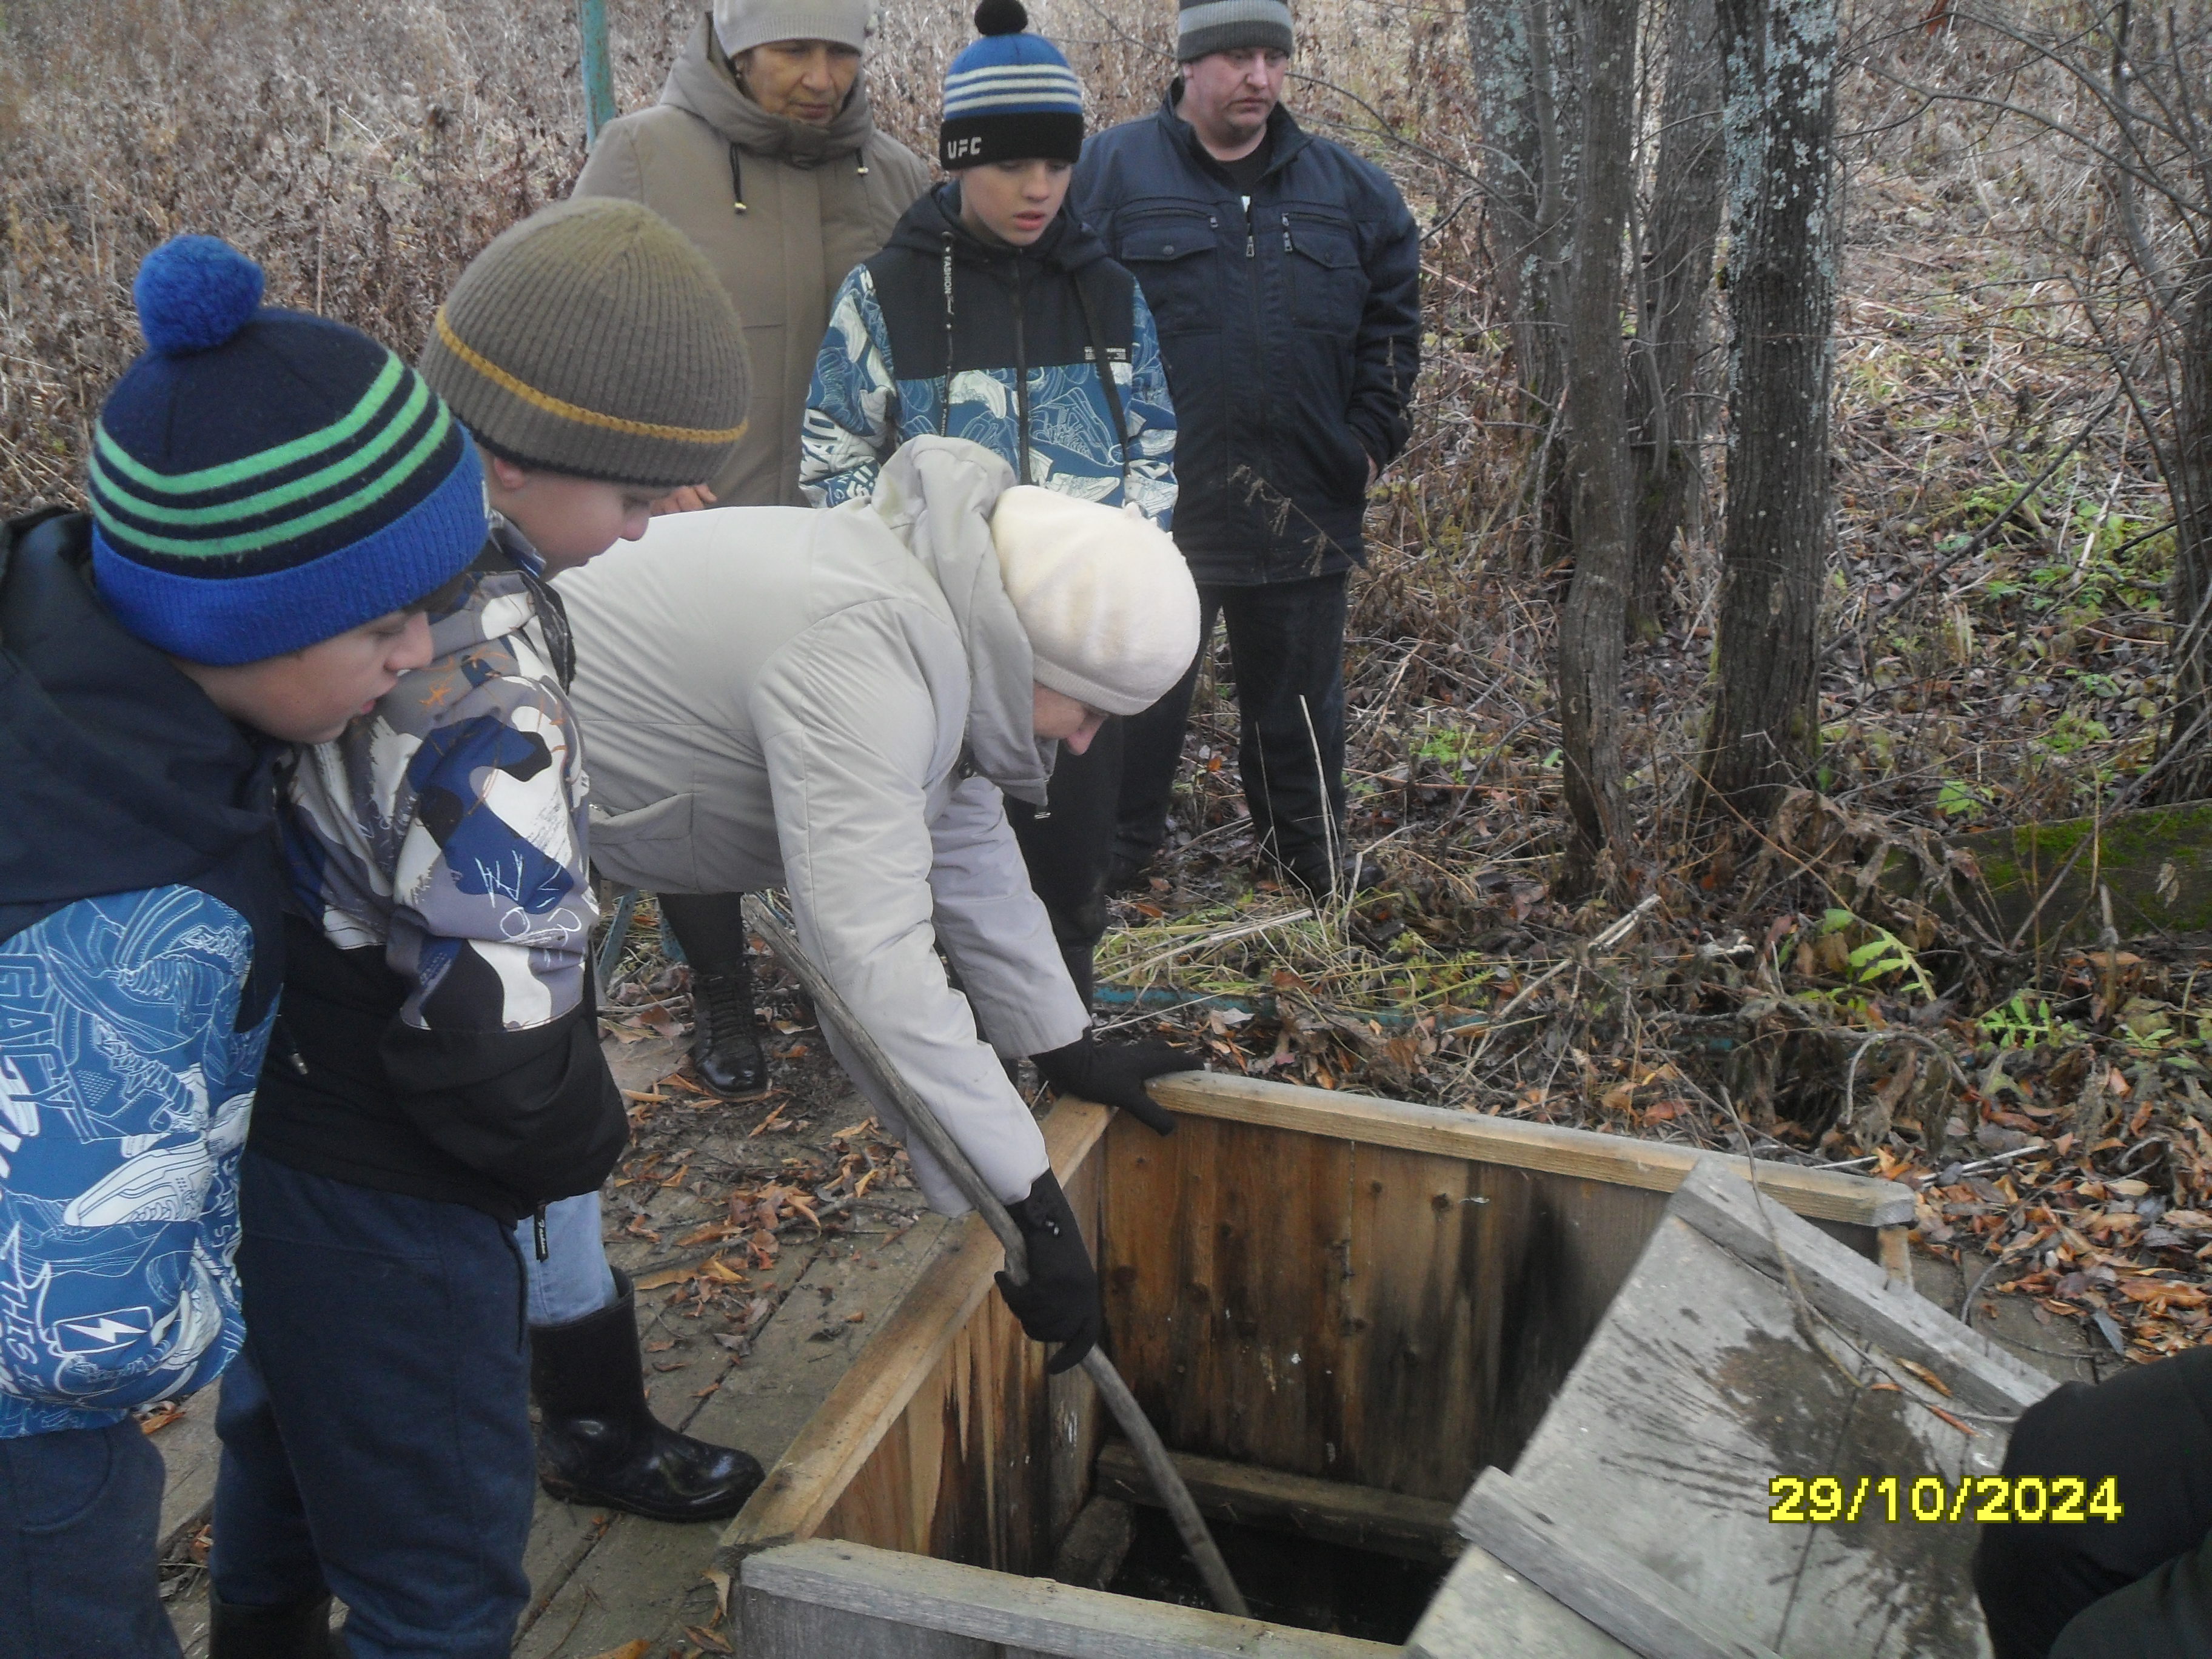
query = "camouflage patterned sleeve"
xmin=284 ymin=599 xmax=597 ymax=1034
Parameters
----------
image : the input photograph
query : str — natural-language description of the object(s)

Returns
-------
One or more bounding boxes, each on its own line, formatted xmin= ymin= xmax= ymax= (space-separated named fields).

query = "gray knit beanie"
xmin=419 ymin=198 xmax=751 ymax=490
xmin=713 ymin=0 xmax=873 ymax=58
xmin=1176 ymin=0 xmax=1293 ymax=61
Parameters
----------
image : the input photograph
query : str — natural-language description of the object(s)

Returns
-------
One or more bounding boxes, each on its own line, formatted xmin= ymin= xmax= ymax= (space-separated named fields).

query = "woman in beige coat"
xmin=573 ymin=0 xmax=930 ymax=1093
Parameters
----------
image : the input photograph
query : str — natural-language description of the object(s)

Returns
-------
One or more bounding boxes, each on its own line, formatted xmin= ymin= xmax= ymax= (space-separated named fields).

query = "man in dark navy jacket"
xmin=1074 ymin=0 xmax=1419 ymax=899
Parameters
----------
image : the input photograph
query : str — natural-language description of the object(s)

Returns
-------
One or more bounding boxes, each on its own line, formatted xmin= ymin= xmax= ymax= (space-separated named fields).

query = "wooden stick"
xmin=740 ymin=894 xmax=1251 ymax=1620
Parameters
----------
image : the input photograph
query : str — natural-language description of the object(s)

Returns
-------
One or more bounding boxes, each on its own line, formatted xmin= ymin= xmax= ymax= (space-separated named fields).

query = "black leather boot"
xmin=208 ymin=1594 xmax=347 ymax=1658
xmin=659 ymin=891 xmax=766 ymax=1098
xmin=529 ymin=1268 xmax=765 ymax=1523
xmin=688 ymin=962 xmax=768 ymax=1098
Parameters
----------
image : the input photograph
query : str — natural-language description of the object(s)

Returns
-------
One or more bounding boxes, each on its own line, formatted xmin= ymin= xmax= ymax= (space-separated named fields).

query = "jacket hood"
xmin=661 ymin=13 xmax=885 ymax=165
xmin=883 ymin=183 xmax=1110 ymax=276
xmin=867 ymin=438 xmax=1055 ymax=805
xmin=0 ymin=511 xmax=275 ymax=942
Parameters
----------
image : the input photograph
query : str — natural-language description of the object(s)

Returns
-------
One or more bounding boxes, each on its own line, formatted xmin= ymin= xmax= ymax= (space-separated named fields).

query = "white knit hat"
xmin=989 ymin=487 xmax=1201 ymax=717
xmin=713 ymin=0 xmax=873 ymax=58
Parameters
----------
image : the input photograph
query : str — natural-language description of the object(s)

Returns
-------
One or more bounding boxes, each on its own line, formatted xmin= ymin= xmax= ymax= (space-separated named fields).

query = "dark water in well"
xmin=1106 ymin=1506 xmax=1447 ymax=1643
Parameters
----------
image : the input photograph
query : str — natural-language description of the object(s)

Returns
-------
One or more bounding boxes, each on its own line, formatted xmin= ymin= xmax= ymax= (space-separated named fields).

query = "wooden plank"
xmin=720 ymin=1098 xmax=1113 ymax=1565
xmin=1927 ymin=800 xmax=2212 ymax=948
xmin=743 ymin=1582 xmax=995 ymax=1658
xmin=1145 ymin=1073 xmax=1912 ymax=1229
xmin=1050 ymin=1496 xmax=1136 ymax=1590
xmin=515 ymin=1218 xmax=950 ymax=1659
xmin=1456 ymin=1470 xmax=1782 ymax=1659
xmin=1049 ymin=1136 xmax=1110 ymax=1546
xmin=1093 ymin=1439 xmax=1460 ymax=1564
xmin=742 ymin=1537 xmax=1400 ymax=1658
xmin=1489 ymin=1193 xmax=2011 ymax=1657
xmin=1404 ymin=1544 xmax=1638 ymax=1659
xmin=1098 ymin=1110 xmax=1356 ymax=1476
xmin=1344 ymin=1148 xmax=1667 ymax=1493
xmin=1667 ymin=1158 xmax=2054 ymax=1417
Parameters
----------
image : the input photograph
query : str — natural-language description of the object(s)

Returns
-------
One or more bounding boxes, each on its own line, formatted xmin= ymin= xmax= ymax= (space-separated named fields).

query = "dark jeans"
xmin=1006 ymin=717 xmax=1124 ymax=1007
xmin=1119 ymin=572 xmax=1349 ymax=882
xmin=0 ymin=1419 xmax=181 ymax=1659
xmin=212 ymin=1151 xmax=534 ymax=1659
xmin=1975 ymin=1347 xmax=2212 ymax=1658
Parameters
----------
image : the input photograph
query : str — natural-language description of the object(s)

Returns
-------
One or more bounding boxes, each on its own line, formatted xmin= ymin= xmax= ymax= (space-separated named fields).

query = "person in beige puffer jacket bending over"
xmin=556 ymin=437 xmax=1202 ymax=1372
xmin=574 ymin=0 xmax=931 ymax=1096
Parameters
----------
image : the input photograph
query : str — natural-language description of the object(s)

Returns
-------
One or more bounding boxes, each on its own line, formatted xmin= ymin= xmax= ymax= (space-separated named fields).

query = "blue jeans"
xmin=211 ymin=1151 xmax=534 ymax=1659
xmin=517 ymin=1190 xmax=619 ymax=1326
xmin=0 ymin=1419 xmax=181 ymax=1659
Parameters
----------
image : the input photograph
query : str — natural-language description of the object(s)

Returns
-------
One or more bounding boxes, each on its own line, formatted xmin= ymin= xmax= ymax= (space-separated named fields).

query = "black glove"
xmin=993 ymin=1171 xmax=1102 ymax=1374
xmin=1031 ymin=1033 xmax=1195 ymax=1136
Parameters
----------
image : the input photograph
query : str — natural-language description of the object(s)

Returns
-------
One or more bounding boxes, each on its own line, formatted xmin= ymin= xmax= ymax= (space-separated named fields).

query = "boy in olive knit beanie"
xmin=209 ymin=198 xmax=757 ymax=1658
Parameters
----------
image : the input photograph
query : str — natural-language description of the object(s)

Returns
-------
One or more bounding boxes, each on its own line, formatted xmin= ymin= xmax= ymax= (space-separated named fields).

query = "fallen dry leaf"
xmin=581 ymin=1643 xmax=649 ymax=1659
xmin=1894 ymin=1357 xmax=1952 ymax=1396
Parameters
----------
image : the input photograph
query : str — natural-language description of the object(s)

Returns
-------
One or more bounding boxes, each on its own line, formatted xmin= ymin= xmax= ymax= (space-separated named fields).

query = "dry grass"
xmin=7 ymin=0 xmax=2211 ymax=1354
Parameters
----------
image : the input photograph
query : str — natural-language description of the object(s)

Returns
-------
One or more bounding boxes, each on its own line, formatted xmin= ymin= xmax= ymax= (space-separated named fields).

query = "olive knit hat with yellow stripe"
xmin=89 ymin=236 xmax=489 ymax=666
xmin=420 ymin=198 xmax=749 ymax=491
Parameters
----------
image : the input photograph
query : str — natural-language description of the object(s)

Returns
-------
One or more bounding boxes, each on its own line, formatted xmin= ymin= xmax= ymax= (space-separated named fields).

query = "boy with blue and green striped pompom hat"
xmin=1 ymin=233 xmax=484 ymax=1658
xmin=207 ymin=195 xmax=760 ymax=1658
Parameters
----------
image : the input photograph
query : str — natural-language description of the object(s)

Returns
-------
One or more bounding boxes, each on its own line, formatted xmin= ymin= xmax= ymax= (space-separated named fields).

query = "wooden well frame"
xmin=726 ymin=1074 xmax=1914 ymax=1656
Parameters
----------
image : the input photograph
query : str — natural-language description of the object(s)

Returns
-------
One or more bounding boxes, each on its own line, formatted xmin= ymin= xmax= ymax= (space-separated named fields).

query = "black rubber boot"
xmin=659 ymin=891 xmax=767 ymax=1098
xmin=208 ymin=1594 xmax=347 ymax=1658
xmin=529 ymin=1268 xmax=765 ymax=1523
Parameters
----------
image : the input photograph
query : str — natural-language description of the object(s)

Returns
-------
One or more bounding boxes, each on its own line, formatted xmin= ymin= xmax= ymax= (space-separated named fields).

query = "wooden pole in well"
xmin=578 ymin=0 xmax=616 ymax=145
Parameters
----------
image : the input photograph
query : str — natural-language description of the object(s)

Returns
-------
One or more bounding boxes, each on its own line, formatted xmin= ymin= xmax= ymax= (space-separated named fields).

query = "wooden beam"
xmin=720 ymin=1098 xmax=1113 ymax=1563
xmin=742 ymin=1538 xmax=1398 ymax=1659
xmin=1664 ymin=1155 xmax=2054 ymax=1418
xmin=1093 ymin=1441 xmax=1461 ymax=1565
xmin=1455 ymin=1470 xmax=1783 ymax=1659
xmin=1144 ymin=1072 xmax=1913 ymax=1229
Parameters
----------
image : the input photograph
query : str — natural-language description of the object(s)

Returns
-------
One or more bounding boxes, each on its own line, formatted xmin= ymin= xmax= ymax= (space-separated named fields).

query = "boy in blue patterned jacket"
xmin=207 ymin=200 xmax=755 ymax=1659
xmin=800 ymin=0 xmax=1178 ymax=1008
xmin=0 ymin=238 xmax=488 ymax=1658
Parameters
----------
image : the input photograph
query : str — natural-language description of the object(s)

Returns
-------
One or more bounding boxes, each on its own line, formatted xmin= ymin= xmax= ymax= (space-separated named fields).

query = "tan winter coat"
xmin=573 ymin=16 xmax=931 ymax=506
xmin=555 ymin=439 xmax=1087 ymax=1213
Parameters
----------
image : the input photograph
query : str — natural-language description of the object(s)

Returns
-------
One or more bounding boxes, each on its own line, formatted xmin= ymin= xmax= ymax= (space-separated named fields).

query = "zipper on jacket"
xmin=1012 ymin=257 xmax=1033 ymax=484
xmin=1245 ymin=201 xmax=1255 ymax=259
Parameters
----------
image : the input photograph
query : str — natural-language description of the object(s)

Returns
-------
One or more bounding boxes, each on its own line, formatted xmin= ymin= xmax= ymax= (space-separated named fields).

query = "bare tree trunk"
xmin=1700 ymin=0 xmax=1840 ymax=817
xmin=1624 ymin=0 xmax=1724 ymax=638
xmin=2154 ymin=261 xmax=2212 ymax=800
xmin=1555 ymin=0 xmax=1640 ymax=895
xmin=1468 ymin=0 xmax=1580 ymax=569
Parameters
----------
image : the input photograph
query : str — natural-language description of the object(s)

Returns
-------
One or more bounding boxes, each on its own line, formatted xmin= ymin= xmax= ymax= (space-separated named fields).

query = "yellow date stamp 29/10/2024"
xmin=1769 ymin=1476 xmax=2124 ymax=1525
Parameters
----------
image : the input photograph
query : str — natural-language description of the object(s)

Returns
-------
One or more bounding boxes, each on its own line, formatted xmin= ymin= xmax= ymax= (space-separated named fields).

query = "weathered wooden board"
xmin=1101 ymin=1111 xmax=1676 ymax=1493
xmin=740 ymin=1538 xmax=1399 ymax=1658
xmin=515 ymin=1216 xmax=951 ymax=1658
xmin=1934 ymin=799 xmax=2212 ymax=948
xmin=1092 ymin=1439 xmax=1460 ymax=1564
xmin=1099 ymin=1110 xmax=1357 ymax=1481
xmin=1145 ymin=1073 xmax=1913 ymax=1231
xmin=1474 ymin=1159 xmax=2048 ymax=1658
xmin=720 ymin=1098 xmax=1112 ymax=1570
xmin=1404 ymin=1543 xmax=1640 ymax=1659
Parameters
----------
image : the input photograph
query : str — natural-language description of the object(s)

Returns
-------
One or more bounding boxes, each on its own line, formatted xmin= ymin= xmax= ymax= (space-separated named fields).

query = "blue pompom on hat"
xmin=939 ymin=0 xmax=1084 ymax=169
xmin=88 ymin=235 xmax=487 ymax=666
